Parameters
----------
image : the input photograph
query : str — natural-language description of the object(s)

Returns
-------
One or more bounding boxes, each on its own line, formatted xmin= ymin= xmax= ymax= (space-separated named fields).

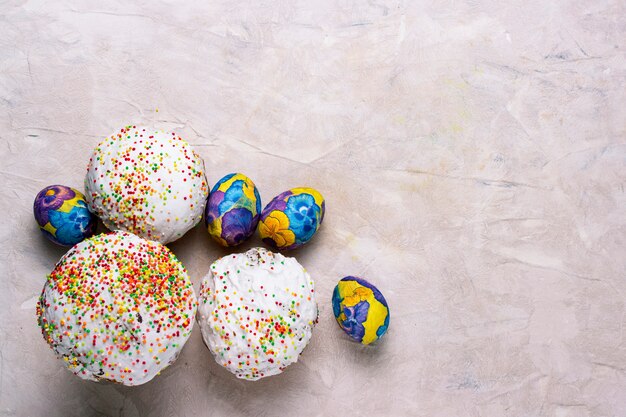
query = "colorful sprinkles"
xmin=85 ymin=125 xmax=209 ymax=244
xmin=36 ymin=231 xmax=197 ymax=386
xmin=197 ymin=248 xmax=318 ymax=380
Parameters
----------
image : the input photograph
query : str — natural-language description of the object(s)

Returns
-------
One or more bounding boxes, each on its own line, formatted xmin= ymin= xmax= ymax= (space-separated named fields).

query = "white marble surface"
xmin=1 ymin=1 xmax=625 ymax=416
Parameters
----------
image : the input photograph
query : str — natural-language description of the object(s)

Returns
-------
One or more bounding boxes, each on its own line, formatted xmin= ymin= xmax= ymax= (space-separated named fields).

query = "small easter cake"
xmin=37 ymin=231 xmax=197 ymax=386
xmin=197 ymin=247 xmax=318 ymax=380
xmin=85 ymin=125 xmax=209 ymax=244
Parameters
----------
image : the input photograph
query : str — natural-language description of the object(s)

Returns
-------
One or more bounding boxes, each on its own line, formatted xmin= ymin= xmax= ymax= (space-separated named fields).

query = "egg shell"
xmin=33 ymin=185 xmax=97 ymax=246
xmin=332 ymin=276 xmax=390 ymax=344
xmin=258 ymin=187 xmax=325 ymax=250
xmin=205 ymin=173 xmax=261 ymax=247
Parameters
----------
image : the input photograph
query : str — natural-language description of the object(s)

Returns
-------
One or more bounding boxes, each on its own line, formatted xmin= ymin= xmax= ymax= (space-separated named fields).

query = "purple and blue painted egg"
xmin=33 ymin=185 xmax=97 ymax=246
xmin=332 ymin=276 xmax=389 ymax=344
xmin=205 ymin=173 xmax=261 ymax=247
xmin=258 ymin=187 xmax=325 ymax=251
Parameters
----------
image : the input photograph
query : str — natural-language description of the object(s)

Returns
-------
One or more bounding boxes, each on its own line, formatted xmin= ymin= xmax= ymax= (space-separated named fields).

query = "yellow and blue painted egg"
xmin=258 ymin=187 xmax=325 ymax=250
xmin=205 ymin=173 xmax=261 ymax=247
xmin=332 ymin=276 xmax=390 ymax=344
xmin=33 ymin=185 xmax=97 ymax=246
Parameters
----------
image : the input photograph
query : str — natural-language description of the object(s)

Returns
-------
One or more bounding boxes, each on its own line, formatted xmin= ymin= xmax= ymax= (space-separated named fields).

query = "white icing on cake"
xmin=37 ymin=231 xmax=197 ymax=386
xmin=85 ymin=125 xmax=209 ymax=244
xmin=197 ymin=247 xmax=318 ymax=380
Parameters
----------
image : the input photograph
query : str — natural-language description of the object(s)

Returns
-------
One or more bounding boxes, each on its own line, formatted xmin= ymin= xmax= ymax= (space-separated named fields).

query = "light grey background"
xmin=1 ymin=1 xmax=625 ymax=416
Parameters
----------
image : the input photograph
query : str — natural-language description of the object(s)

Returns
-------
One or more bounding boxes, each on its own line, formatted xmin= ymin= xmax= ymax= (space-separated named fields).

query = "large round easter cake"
xmin=37 ymin=231 xmax=197 ymax=386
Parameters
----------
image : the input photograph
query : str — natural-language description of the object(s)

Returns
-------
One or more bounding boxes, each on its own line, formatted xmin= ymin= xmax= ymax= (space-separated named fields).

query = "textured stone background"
xmin=1 ymin=1 xmax=625 ymax=416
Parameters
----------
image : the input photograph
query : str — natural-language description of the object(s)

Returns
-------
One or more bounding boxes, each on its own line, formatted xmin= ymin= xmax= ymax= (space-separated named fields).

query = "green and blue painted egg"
xmin=258 ymin=187 xmax=325 ymax=250
xmin=205 ymin=173 xmax=261 ymax=247
xmin=33 ymin=185 xmax=97 ymax=246
xmin=332 ymin=276 xmax=390 ymax=344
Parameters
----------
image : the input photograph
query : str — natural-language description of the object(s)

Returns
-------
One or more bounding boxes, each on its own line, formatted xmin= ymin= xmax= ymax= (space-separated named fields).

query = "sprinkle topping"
xmin=85 ymin=125 xmax=208 ymax=244
xmin=36 ymin=231 xmax=197 ymax=386
xmin=197 ymin=247 xmax=318 ymax=380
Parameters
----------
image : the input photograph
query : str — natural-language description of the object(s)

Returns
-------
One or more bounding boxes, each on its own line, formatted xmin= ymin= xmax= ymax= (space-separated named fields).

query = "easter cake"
xmin=197 ymin=247 xmax=318 ymax=380
xmin=37 ymin=231 xmax=197 ymax=385
xmin=85 ymin=126 xmax=209 ymax=244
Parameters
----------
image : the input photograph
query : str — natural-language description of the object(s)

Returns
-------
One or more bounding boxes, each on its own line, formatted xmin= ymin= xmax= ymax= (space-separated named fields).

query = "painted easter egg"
xmin=205 ymin=173 xmax=261 ymax=247
xmin=332 ymin=276 xmax=389 ymax=344
xmin=258 ymin=187 xmax=325 ymax=250
xmin=33 ymin=185 xmax=97 ymax=246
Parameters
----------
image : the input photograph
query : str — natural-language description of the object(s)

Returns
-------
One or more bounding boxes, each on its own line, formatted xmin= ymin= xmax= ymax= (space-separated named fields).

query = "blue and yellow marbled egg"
xmin=205 ymin=173 xmax=261 ymax=247
xmin=258 ymin=187 xmax=325 ymax=251
xmin=33 ymin=185 xmax=97 ymax=246
xmin=332 ymin=276 xmax=390 ymax=344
